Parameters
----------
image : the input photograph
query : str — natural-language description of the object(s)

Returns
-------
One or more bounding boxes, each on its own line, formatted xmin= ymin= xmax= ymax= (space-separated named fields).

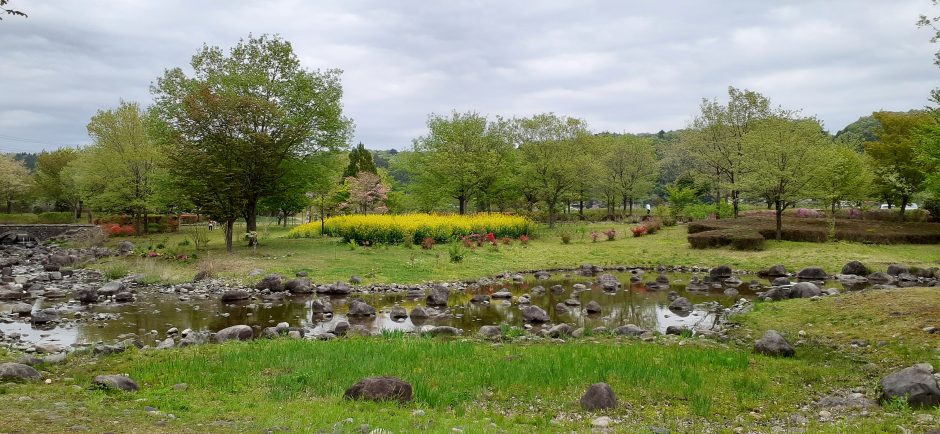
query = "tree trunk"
xmin=899 ymin=195 xmax=909 ymax=222
xmin=578 ymin=199 xmax=584 ymax=220
xmin=458 ymin=195 xmax=467 ymax=215
xmin=765 ymin=199 xmax=772 ymax=210
xmin=629 ymin=198 xmax=634 ymax=216
xmin=75 ymin=200 xmax=83 ymax=221
xmin=224 ymin=219 xmax=234 ymax=252
xmin=143 ymin=212 xmax=148 ymax=235
xmin=5 ymin=199 xmax=11 ymax=214
xmin=714 ymin=186 xmax=721 ymax=220
xmin=245 ymin=200 xmax=257 ymax=232
xmin=732 ymin=190 xmax=740 ymax=218
xmin=547 ymin=199 xmax=557 ymax=228
xmin=774 ymin=200 xmax=783 ymax=241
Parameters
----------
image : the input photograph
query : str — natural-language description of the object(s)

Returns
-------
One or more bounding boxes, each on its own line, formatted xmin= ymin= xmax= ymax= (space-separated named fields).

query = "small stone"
xmin=591 ymin=416 xmax=611 ymax=428
xmin=92 ymin=375 xmax=139 ymax=392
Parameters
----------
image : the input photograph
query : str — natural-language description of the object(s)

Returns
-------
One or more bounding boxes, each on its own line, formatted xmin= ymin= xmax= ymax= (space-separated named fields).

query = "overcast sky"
xmin=1 ymin=0 xmax=938 ymax=152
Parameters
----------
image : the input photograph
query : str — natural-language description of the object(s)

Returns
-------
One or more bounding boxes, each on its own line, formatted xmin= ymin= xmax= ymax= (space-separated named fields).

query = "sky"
xmin=1 ymin=0 xmax=938 ymax=153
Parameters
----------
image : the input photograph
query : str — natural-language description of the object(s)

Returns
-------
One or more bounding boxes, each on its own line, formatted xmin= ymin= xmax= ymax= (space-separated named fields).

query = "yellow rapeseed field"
xmin=289 ymin=213 xmax=534 ymax=244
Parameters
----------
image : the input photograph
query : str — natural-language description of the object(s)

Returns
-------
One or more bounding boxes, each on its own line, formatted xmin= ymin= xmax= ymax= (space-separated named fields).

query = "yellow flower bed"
xmin=289 ymin=213 xmax=534 ymax=244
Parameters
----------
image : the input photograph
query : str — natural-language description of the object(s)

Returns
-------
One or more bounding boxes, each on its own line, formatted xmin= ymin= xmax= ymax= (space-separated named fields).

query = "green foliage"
xmin=0 ymin=153 xmax=32 ymax=213
xmin=342 ymin=143 xmax=377 ymax=179
xmin=865 ymin=111 xmax=934 ymax=219
xmin=447 ymin=242 xmax=467 ymax=263
xmin=35 ymin=212 xmax=75 ymax=224
xmin=664 ymin=183 xmax=699 ymax=219
xmin=32 ymin=147 xmax=80 ymax=211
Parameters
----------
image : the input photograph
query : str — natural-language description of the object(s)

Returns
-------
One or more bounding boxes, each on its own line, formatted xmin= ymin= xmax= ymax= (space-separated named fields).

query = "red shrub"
xmin=501 ymin=236 xmax=513 ymax=245
xmin=631 ymin=225 xmax=648 ymax=237
xmin=519 ymin=235 xmax=530 ymax=246
xmin=421 ymin=237 xmax=435 ymax=250
xmin=604 ymin=228 xmax=617 ymax=241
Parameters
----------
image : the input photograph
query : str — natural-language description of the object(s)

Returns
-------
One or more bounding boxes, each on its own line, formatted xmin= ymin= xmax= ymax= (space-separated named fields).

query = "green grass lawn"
xmin=94 ymin=222 xmax=940 ymax=285
xmin=1 ymin=288 xmax=937 ymax=433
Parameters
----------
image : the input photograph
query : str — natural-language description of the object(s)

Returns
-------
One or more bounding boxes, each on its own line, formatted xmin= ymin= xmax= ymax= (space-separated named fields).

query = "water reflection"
xmin=0 ymin=271 xmax=854 ymax=346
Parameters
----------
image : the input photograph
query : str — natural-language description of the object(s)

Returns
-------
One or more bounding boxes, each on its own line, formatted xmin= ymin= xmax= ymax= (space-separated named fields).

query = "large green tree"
xmin=865 ymin=111 xmax=934 ymax=220
xmin=0 ymin=154 xmax=31 ymax=213
xmin=601 ymin=134 xmax=658 ymax=218
xmin=151 ymin=34 xmax=351 ymax=250
xmin=80 ymin=101 xmax=164 ymax=234
xmin=740 ymin=116 xmax=829 ymax=240
xmin=33 ymin=148 xmax=81 ymax=216
xmin=514 ymin=113 xmax=591 ymax=227
xmin=410 ymin=111 xmax=513 ymax=214
xmin=814 ymin=144 xmax=873 ymax=214
xmin=342 ymin=143 xmax=377 ymax=179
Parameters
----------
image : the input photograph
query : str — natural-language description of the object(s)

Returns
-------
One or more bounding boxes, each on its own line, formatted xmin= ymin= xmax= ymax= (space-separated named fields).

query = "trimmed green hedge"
xmin=688 ymin=228 xmax=765 ymax=251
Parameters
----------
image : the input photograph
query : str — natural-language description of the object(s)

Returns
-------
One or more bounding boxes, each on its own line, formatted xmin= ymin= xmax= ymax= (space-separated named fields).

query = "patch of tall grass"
xmin=289 ymin=213 xmax=534 ymax=244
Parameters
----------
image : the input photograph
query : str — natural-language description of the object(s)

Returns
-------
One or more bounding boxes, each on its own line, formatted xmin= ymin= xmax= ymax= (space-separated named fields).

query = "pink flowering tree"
xmin=343 ymin=171 xmax=389 ymax=214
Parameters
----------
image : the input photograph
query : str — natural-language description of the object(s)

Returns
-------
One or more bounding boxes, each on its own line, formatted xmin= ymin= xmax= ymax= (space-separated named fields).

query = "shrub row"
xmin=0 ymin=212 xmax=76 ymax=224
xmin=688 ymin=228 xmax=765 ymax=251
xmin=289 ymin=213 xmax=535 ymax=244
xmin=689 ymin=216 xmax=940 ymax=244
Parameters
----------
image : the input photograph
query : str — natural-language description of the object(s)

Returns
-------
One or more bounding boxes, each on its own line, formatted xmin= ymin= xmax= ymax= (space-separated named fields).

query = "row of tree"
xmin=2 ymin=34 xmax=939 ymax=250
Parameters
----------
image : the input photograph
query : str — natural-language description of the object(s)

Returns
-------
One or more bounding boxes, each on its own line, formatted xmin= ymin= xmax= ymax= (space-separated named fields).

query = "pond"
xmin=0 ymin=270 xmax=856 ymax=348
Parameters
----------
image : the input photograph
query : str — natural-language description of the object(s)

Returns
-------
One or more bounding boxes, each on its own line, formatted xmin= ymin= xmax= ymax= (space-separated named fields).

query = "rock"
xmin=344 ymin=376 xmax=413 ymax=403
xmin=389 ymin=305 xmax=408 ymax=320
xmin=550 ymin=284 xmax=565 ymax=295
xmin=754 ymin=330 xmax=795 ymax=357
xmin=585 ymin=300 xmax=602 ymax=314
xmin=331 ymin=321 xmax=350 ymax=336
xmin=284 ymin=278 xmax=312 ymax=293
xmin=564 ymin=298 xmax=580 ymax=306
xmin=75 ymin=288 xmax=98 ymax=303
xmin=426 ymin=285 xmax=449 ymax=307
xmin=156 ymin=338 xmax=175 ymax=349
xmin=0 ymin=362 xmax=41 ymax=381
xmin=255 ymin=274 xmax=284 ymax=291
xmin=521 ymin=305 xmax=549 ymax=323
xmin=879 ymin=365 xmax=940 ymax=408
xmin=665 ymin=325 xmax=689 ymax=335
xmin=709 ymin=265 xmax=732 ymax=279
xmin=597 ymin=274 xmax=620 ymax=291
xmin=534 ymin=271 xmax=551 ymax=280
xmin=655 ymin=273 xmax=669 ymax=284
xmin=817 ymin=392 xmax=877 ymax=409
xmin=92 ymin=374 xmax=139 ymax=392
xmin=350 ymin=275 xmax=362 ymax=284
xmin=261 ymin=327 xmax=279 ymax=339
xmin=117 ymin=241 xmax=135 ymax=254
xmin=42 ymin=353 xmax=66 ymax=364
xmin=530 ymin=286 xmax=546 ymax=296
xmin=723 ymin=287 xmax=739 ymax=296
xmin=16 ymin=355 xmax=43 ymax=366
xmin=220 ymin=289 xmax=250 ymax=302
xmin=491 ymin=291 xmax=512 ymax=299
xmin=554 ymin=303 xmax=569 ymax=314
xmin=478 ymin=325 xmax=501 ymax=338
xmin=425 ymin=326 xmax=461 ymax=336
xmin=591 ymin=416 xmax=612 ymax=428
xmin=214 ymin=325 xmax=253 ymax=343
xmin=547 ymin=323 xmax=573 ymax=338
xmin=668 ymin=297 xmax=693 ymax=312
xmin=97 ymin=280 xmax=124 ymax=296
xmin=348 ymin=299 xmax=377 ymax=317
xmin=841 ymin=261 xmax=869 ymax=276
xmin=178 ymin=331 xmax=209 ymax=347
xmin=470 ymin=294 xmax=491 ymax=303
xmin=789 ymin=282 xmax=821 ymax=299
xmin=580 ymin=382 xmax=617 ymax=410
xmin=30 ymin=309 xmax=59 ymax=324
xmin=10 ymin=302 xmax=31 ymax=315
xmin=867 ymin=271 xmax=895 ymax=284
xmin=764 ymin=264 xmax=787 ymax=277
xmin=796 ymin=267 xmax=827 ymax=281
xmin=771 ymin=277 xmax=791 ymax=286
xmin=613 ymin=324 xmax=646 ymax=336
xmin=113 ymin=292 xmax=134 ymax=302
xmin=886 ymin=264 xmax=909 ymax=276
xmin=760 ymin=286 xmax=790 ymax=302
xmin=409 ymin=307 xmax=428 ymax=319
xmin=310 ymin=298 xmax=333 ymax=314
xmin=193 ymin=270 xmax=210 ymax=282
xmin=0 ymin=289 xmax=23 ymax=300
xmin=324 ymin=282 xmax=351 ymax=295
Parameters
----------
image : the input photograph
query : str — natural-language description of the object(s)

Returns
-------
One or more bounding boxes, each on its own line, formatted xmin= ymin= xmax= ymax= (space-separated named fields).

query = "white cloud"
xmin=0 ymin=0 xmax=937 ymax=151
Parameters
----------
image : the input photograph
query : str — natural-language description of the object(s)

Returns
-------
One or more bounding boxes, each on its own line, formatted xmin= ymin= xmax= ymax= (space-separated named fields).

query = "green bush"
xmin=36 ymin=212 xmax=75 ymax=224
xmin=688 ymin=228 xmax=765 ymax=251
xmin=684 ymin=203 xmax=734 ymax=220
xmin=0 ymin=213 xmax=39 ymax=224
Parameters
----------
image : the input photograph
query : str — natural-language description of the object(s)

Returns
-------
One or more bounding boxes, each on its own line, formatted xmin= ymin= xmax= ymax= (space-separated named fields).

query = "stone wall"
xmin=0 ymin=224 xmax=102 ymax=242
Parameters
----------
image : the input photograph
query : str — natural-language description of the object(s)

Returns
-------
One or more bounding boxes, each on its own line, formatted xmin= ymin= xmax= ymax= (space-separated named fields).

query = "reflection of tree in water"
xmin=606 ymin=288 xmax=661 ymax=330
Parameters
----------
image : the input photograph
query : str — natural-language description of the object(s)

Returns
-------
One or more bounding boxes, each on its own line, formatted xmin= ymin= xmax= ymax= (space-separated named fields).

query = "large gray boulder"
xmin=613 ymin=324 xmax=646 ymax=336
xmin=426 ymin=285 xmax=450 ymax=306
xmin=886 ymin=264 xmax=909 ymax=276
xmin=284 ymin=278 xmax=313 ymax=294
xmin=344 ymin=376 xmax=413 ymax=403
xmin=97 ymin=280 xmax=124 ymax=296
xmin=92 ymin=374 xmax=139 ymax=391
xmin=389 ymin=305 xmax=408 ymax=320
xmin=347 ymin=299 xmax=376 ymax=317
xmin=668 ymin=297 xmax=693 ymax=312
xmin=116 ymin=241 xmax=135 ymax=254
xmin=255 ymin=274 xmax=284 ymax=291
xmin=478 ymin=325 xmax=502 ymax=338
xmin=0 ymin=362 xmax=41 ymax=381
xmin=879 ymin=364 xmax=940 ymax=408
xmin=75 ymin=287 xmax=99 ymax=303
xmin=789 ymin=282 xmax=821 ymax=299
xmin=585 ymin=300 xmax=602 ymax=314
xmin=310 ymin=298 xmax=333 ymax=314
xmin=597 ymin=274 xmax=620 ymax=291
xmin=709 ymin=265 xmax=732 ymax=279
xmin=841 ymin=261 xmax=869 ymax=276
xmin=214 ymin=325 xmax=253 ymax=343
xmin=754 ymin=330 xmax=795 ymax=357
xmin=521 ymin=305 xmax=549 ymax=323
xmin=580 ymin=382 xmax=618 ymax=410
xmin=30 ymin=309 xmax=59 ymax=324
xmin=220 ymin=289 xmax=250 ymax=302
xmin=764 ymin=264 xmax=787 ymax=277
xmin=796 ymin=267 xmax=827 ymax=281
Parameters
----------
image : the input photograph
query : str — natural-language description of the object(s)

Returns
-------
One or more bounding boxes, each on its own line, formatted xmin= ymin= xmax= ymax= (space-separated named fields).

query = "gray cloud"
xmin=0 ymin=0 xmax=937 ymax=152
